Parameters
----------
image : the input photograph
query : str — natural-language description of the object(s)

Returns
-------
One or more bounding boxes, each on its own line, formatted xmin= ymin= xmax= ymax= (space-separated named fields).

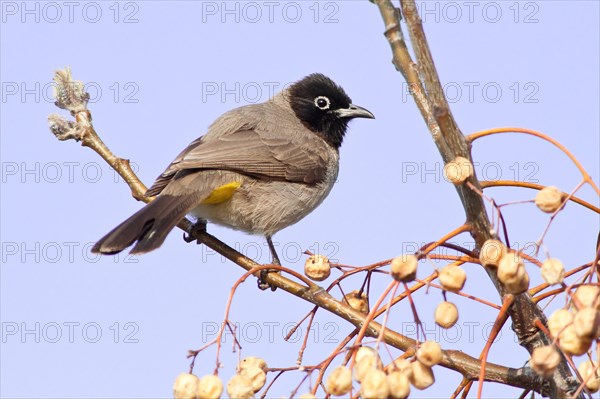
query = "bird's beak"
xmin=335 ymin=104 xmax=375 ymax=119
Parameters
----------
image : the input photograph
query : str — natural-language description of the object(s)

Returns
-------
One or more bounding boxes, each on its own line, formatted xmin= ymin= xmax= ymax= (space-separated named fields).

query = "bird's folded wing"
xmin=145 ymin=129 xmax=329 ymax=197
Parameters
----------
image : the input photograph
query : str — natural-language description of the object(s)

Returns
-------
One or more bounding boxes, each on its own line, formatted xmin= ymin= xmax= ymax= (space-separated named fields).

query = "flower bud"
xmin=535 ymin=186 xmax=565 ymax=213
xmin=173 ymin=373 xmax=200 ymax=399
xmin=541 ymin=258 xmax=565 ymax=285
xmin=444 ymin=156 xmax=473 ymax=184
xmin=391 ymin=255 xmax=418 ymax=282
xmin=304 ymin=254 xmax=331 ymax=281
xmin=529 ymin=345 xmax=560 ymax=378
xmin=326 ymin=366 xmax=352 ymax=396
xmin=226 ymin=374 xmax=254 ymax=399
xmin=416 ymin=341 xmax=443 ymax=367
xmin=434 ymin=301 xmax=459 ymax=328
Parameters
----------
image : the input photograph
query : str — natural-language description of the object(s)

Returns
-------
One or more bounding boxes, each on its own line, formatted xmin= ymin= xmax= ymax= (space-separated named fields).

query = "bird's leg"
xmin=183 ymin=218 xmax=207 ymax=243
xmin=258 ymin=235 xmax=280 ymax=291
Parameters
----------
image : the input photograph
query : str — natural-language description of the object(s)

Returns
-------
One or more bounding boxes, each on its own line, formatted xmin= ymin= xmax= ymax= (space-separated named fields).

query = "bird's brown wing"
xmin=145 ymin=129 xmax=330 ymax=197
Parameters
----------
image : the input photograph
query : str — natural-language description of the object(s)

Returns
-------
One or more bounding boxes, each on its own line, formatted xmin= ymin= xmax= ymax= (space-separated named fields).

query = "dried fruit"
xmin=434 ymin=301 xmax=459 ymax=328
xmin=573 ymin=307 xmax=600 ymax=339
xmin=577 ymin=360 xmax=600 ymax=393
xmin=196 ymin=374 xmax=223 ymax=399
xmin=573 ymin=284 xmax=600 ymax=310
xmin=354 ymin=347 xmax=383 ymax=382
xmin=535 ymin=186 xmax=564 ymax=213
xmin=326 ymin=366 xmax=352 ymax=396
xmin=239 ymin=357 xmax=268 ymax=372
xmin=344 ymin=290 xmax=369 ymax=313
xmin=240 ymin=366 xmax=266 ymax=393
xmin=558 ymin=325 xmax=591 ymax=356
xmin=548 ymin=309 xmax=573 ymax=338
xmin=541 ymin=258 xmax=565 ymax=285
xmin=444 ymin=156 xmax=473 ymax=184
xmin=387 ymin=370 xmax=411 ymax=399
xmin=416 ymin=341 xmax=443 ymax=367
xmin=391 ymin=255 xmax=418 ymax=282
xmin=173 ymin=373 xmax=200 ymax=399
xmin=409 ymin=361 xmax=435 ymax=390
xmin=360 ymin=369 xmax=389 ymax=399
xmin=497 ymin=253 xmax=530 ymax=294
xmin=304 ymin=254 xmax=331 ymax=281
xmin=226 ymin=374 xmax=254 ymax=399
xmin=529 ymin=346 xmax=560 ymax=378
xmin=386 ymin=358 xmax=413 ymax=379
xmin=479 ymin=239 xmax=506 ymax=267
xmin=438 ymin=266 xmax=466 ymax=293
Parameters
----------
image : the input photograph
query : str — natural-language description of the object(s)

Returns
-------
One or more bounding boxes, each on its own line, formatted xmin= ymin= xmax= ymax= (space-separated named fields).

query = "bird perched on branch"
xmin=92 ymin=73 xmax=374 ymax=287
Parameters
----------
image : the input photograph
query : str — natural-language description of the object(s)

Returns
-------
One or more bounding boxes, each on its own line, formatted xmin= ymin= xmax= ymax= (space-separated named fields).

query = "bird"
xmin=92 ymin=73 xmax=374 ymax=279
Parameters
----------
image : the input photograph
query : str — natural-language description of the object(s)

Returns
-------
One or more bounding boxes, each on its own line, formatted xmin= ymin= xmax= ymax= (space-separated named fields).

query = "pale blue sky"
xmin=1 ymin=1 xmax=599 ymax=398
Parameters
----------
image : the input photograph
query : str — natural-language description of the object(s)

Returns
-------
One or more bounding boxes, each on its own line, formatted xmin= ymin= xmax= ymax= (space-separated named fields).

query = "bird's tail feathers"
xmin=91 ymin=194 xmax=201 ymax=255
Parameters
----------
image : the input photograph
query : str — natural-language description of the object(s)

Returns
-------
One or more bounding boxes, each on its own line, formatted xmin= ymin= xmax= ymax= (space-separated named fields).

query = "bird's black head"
xmin=287 ymin=73 xmax=374 ymax=149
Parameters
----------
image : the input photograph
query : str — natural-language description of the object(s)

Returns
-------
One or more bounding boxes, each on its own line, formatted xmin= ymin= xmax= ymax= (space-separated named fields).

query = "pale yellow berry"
xmin=547 ymin=309 xmax=573 ymax=338
xmin=173 ymin=373 xmax=200 ymax=399
xmin=239 ymin=357 xmax=268 ymax=372
xmin=573 ymin=307 xmax=600 ymax=339
xmin=577 ymin=360 xmax=600 ymax=393
xmin=573 ymin=284 xmax=600 ymax=310
xmin=326 ymin=366 xmax=352 ymax=396
xmin=386 ymin=358 xmax=413 ymax=379
xmin=535 ymin=186 xmax=565 ymax=213
xmin=416 ymin=341 xmax=443 ymax=367
xmin=443 ymin=156 xmax=473 ymax=184
xmin=541 ymin=258 xmax=565 ymax=285
xmin=391 ymin=255 xmax=418 ymax=282
xmin=304 ymin=254 xmax=331 ymax=281
xmin=497 ymin=253 xmax=530 ymax=294
xmin=360 ymin=369 xmax=389 ymax=399
xmin=434 ymin=301 xmax=459 ymax=328
xmin=354 ymin=347 xmax=383 ymax=382
xmin=298 ymin=394 xmax=317 ymax=399
xmin=438 ymin=266 xmax=466 ymax=293
xmin=240 ymin=366 xmax=266 ymax=393
xmin=558 ymin=326 xmax=591 ymax=356
xmin=226 ymin=374 xmax=254 ymax=399
xmin=196 ymin=374 xmax=223 ymax=399
xmin=387 ymin=370 xmax=411 ymax=399
xmin=529 ymin=346 xmax=560 ymax=378
xmin=344 ymin=290 xmax=369 ymax=313
xmin=409 ymin=361 xmax=435 ymax=390
xmin=479 ymin=239 xmax=506 ymax=267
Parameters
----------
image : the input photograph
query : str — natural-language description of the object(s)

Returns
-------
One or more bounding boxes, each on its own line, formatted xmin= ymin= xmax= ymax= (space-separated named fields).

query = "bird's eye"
xmin=314 ymin=96 xmax=331 ymax=110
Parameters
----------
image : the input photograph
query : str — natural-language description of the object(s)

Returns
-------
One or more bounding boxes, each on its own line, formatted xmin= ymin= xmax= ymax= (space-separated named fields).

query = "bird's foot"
xmin=183 ymin=219 xmax=207 ymax=244
xmin=257 ymin=269 xmax=280 ymax=291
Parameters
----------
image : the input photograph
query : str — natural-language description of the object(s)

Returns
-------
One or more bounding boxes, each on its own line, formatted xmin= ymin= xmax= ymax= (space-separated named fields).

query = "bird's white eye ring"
xmin=314 ymin=96 xmax=331 ymax=110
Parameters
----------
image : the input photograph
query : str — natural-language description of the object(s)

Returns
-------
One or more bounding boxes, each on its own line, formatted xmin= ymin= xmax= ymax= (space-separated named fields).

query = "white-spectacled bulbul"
xmin=92 ymin=73 xmax=374 ymax=271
